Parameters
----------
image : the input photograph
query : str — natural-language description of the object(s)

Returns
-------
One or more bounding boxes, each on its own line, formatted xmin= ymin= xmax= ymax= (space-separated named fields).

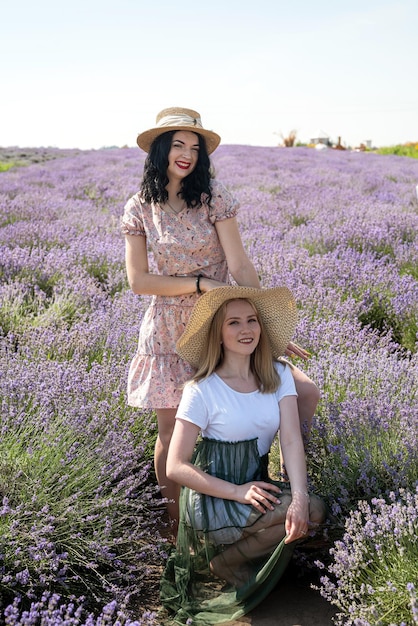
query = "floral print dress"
xmin=120 ymin=180 xmax=238 ymax=408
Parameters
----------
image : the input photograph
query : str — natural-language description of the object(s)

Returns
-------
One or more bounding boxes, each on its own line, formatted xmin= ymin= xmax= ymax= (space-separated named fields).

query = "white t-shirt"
xmin=176 ymin=361 xmax=297 ymax=456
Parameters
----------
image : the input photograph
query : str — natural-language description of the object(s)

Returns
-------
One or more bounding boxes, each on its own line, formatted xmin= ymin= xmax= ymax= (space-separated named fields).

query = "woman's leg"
xmin=209 ymin=498 xmax=291 ymax=586
xmin=155 ymin=408 xmax=179 ymax=536
xmin=308 ymin=494 xmax=327 ymax=526
xmin=291 ymin=366 xmax=320 ymax=442
xmin=209 ymin=494 xmax=326 ymax=587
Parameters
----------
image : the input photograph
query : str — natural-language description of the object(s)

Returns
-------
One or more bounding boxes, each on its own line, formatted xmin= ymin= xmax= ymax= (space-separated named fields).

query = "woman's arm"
xmin=278 ymin=395 xmax=310 ymax=542
xmin=125 ymin=234 xmax=222 ymax=296
xmin=214 ymin=217 xmax=260 ymax=288
xmin=167 ymin=418 xmax=281 ymax=513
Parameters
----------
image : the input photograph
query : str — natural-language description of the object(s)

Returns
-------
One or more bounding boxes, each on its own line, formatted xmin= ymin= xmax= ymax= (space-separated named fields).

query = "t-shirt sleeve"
xmin=207 ymin=180 xmax=239 ymax=224
xmin=120 ymin=195 xmax=146 ymax=236
xmin=274 ymin=362 xmax=297 ymax=403
xmin=176 ymin=381 xmax=209 ymax=430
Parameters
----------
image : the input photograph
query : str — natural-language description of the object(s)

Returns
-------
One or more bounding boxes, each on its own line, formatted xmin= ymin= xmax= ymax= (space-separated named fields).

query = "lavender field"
xmin=1 ymin=145 xmax=418 ymax=625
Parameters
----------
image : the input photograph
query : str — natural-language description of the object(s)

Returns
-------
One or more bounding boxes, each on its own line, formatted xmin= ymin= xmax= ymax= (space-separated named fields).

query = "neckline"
xmin=213 ymin=372 xmax=259 ymax=395
xmin=160 ymin=202 xmax=186 ymax=218
xmin=162 ymin=193 xmax=187 ymax=215
xmin=167 ymin=199 xmax=185 ymax=213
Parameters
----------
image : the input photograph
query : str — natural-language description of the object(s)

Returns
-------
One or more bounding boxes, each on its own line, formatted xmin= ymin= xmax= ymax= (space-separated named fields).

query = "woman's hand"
xmin=285 ymin=341 xmax=310 ymax=361
xmin=234 ymin=481 xmax=282 ymax=514
xmin=199 ymin=277 xmax=227 ymax=292
xmin=284 ymin=491 xmax=310 ymax=543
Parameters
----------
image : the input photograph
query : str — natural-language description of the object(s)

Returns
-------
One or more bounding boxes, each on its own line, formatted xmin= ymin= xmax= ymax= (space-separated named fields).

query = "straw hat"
xmin=176 ymin=286 xmax=297 ymax=369
xmin=136 ymin=107 xmax=221 ymax=154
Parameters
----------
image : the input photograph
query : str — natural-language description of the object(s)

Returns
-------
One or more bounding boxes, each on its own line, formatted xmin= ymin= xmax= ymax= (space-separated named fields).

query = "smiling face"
xmin=220 ymin=299 xmax=261 ymax=358
xmin=167 ymin=130 xmax=200 ymax=181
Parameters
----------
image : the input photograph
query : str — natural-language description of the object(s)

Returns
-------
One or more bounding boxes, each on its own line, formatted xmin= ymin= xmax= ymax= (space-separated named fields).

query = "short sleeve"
xmin=207 ymin=179 xmax=239 ymax=225
xmin=120 ymin=194 xmax=146 ymax=236
xmin=274 ymin=362 xmax=297 ymax=403
xmin=176 ymin=382 xmax=209 ymax=430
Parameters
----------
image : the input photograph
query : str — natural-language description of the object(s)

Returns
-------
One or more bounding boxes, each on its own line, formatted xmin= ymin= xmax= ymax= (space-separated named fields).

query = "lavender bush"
xmin=4 ymin=593 xmax=157 ymax=626
xmin=316 ymin=487 xmax=418 ymax=625
xmin=0 ymin=149 xmax=167 ymax=623
xmin=1 ymin=145 xmax=417 ymax=624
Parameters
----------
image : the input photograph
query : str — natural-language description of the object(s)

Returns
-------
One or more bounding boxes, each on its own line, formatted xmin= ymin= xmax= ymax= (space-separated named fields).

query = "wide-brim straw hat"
xmin=136 ymin=107 xmax=221 ymax=154
xmin=176 ymin=286 xmax=298 ymax=369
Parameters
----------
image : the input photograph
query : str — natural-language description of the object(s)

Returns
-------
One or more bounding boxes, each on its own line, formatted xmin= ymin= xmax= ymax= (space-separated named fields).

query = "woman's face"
xmin=220 ymin=300 xmax=261 ymax=358
xmin=167 ymin=131 xmax=200 ymax=181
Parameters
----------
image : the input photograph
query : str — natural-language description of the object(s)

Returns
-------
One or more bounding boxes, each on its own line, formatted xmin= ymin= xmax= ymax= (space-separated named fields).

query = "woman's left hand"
xmin=284 ymin=491 xmax=310 ymax=543
xmin=285 ymin=341 xmax=310 ymax=361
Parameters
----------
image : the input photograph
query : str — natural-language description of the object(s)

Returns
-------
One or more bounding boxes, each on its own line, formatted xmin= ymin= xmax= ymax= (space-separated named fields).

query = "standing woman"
xmin=120 ymin=107 xmax=319 ymax=533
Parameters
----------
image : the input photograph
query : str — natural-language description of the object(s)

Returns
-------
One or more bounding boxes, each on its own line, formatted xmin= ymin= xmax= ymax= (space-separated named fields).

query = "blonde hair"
xmin=193 ymin=299 xmax=281 ymax=393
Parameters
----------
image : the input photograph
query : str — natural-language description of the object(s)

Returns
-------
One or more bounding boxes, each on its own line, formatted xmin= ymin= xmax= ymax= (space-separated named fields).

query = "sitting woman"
xmin=160 ymin=285 xmax=326 ymax=625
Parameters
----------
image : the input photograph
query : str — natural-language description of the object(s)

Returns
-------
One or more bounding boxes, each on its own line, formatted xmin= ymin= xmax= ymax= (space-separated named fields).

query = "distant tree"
xmin=281 ymin=130 xmax=297 ymax=147
xmin=274 ymin=130 xmax=297 ymax=147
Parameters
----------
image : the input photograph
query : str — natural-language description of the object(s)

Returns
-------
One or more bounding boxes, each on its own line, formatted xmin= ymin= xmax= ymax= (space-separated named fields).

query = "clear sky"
xmin=2 ymin=0 xmax=417 ymax=150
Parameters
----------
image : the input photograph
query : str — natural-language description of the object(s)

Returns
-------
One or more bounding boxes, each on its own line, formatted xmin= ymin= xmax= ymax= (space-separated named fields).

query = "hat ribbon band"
xmin=156 ymin=114 xmax=203 ymax=130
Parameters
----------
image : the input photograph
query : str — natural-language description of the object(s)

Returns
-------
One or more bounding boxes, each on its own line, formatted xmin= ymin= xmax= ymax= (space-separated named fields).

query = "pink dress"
xmin=120 ymin=180 xmax=238 ymax=408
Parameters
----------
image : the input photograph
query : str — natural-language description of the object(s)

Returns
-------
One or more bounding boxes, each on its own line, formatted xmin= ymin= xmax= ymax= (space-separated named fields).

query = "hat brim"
xmin=137 ymin=126 xmax=221 ymax=154
xmin=176 ymin=286 xmax=298 ymax=369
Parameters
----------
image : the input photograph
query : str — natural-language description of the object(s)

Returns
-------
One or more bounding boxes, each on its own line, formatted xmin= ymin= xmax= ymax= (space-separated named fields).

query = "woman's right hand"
xmin=234 ymin=481 xmax=281 ymax=514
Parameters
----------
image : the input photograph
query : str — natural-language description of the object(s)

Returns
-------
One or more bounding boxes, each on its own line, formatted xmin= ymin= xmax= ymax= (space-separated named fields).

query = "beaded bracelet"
xmin=195 ymin=274 xmax=203 ymax=295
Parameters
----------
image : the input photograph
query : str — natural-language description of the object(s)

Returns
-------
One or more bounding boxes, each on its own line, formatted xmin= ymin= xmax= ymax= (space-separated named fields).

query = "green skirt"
xmin=160 ymin=437 xmax=295 ymax=625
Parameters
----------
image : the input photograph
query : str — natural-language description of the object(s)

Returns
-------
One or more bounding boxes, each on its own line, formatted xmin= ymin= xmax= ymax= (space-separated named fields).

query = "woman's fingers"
xmin=249 ymin=484 xmax=281 ymax=512
xmin=285 ymin=341 xmax=311 ymax=360
xmin=284 ymin=510 xmax=310 ymax=543
xmin=238 ymin=482 xmax=281 ymax=512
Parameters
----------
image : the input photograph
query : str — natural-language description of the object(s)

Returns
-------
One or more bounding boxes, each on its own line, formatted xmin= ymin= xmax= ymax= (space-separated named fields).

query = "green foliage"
xmin=80 ymin=256 xmax=127 ymax=295
xmin=291 ymin=215 xmax=309 ymax=227
xmin=0 ymin=284 xmax=87 ymax=337
xmin=376 ymin=143 xmax=418 ymax=159
xmin=358 ymin=292 xmax=417 ymax=354
xmin=258 ymin=184 xmax=282 ymax=194
xmin=400 ymin=260 xmax=418 ymax=281
xmin=0 ymin=161 xmax=17 ymax=172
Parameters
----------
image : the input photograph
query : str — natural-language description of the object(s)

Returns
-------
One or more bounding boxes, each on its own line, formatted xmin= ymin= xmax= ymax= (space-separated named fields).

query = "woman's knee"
xmin=266 ymin=494 xmax=292 ymax=526
xmin=292 ymin=368 xmax=320 ymax=434
xmin=309 ymin=495 xmax=327 ymax=525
